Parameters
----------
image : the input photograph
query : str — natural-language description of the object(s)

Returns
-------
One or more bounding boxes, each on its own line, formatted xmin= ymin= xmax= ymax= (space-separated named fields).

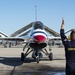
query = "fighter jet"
xmin=0 ymin=21 xmax=61 ymax=63
xmin=21 ymin=21 xmax=54 ymax=63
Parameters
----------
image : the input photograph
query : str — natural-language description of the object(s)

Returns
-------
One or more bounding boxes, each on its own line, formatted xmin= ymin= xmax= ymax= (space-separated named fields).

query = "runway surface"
xmin=0 ymin=45 xmax=66 ymax=75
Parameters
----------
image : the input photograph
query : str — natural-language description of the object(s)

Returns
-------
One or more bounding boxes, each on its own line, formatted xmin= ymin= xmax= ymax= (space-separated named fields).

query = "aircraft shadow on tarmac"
xmin=0 ymin=57 xmax=37 ymax=66
xmin=0 ymin=57 xmax=65 ymax=73
xmin=0 ymin=57 xmax=65 ymax=66
xmin=0 ymin=57 xmax=23 ymax=66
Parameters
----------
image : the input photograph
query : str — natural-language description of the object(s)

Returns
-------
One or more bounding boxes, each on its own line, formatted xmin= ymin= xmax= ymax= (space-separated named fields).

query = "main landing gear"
xmin=21 ymin=45 xmax=53 ymax=63
xmin=21 ymin=53 xmax=25 ymax=61
xmin=41 ymin=48 xmax=53 ymax=61
xmin=21 ymin=48 xmax=33 ymax=61
xmin=49 ymin=53 xmax=53 ymax=61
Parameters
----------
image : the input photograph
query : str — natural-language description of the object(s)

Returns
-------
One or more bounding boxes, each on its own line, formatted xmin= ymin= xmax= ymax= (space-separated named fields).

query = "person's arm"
xmin=60 ymin=18 xmax=68 ymax=46
xmin=61 ymin=18 xmax=64 ymax=29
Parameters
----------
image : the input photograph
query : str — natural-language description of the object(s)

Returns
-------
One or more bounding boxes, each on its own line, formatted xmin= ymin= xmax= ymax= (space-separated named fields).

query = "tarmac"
xmin=0 ymin=44 xmax=66 ymax=75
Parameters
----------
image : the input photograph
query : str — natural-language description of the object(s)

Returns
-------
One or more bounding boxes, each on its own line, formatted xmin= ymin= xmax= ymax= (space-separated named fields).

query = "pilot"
xmin=34 ymin=21 xmax=44 ymax=29
xmin=60 ymin=18 xmax=75 ymax=75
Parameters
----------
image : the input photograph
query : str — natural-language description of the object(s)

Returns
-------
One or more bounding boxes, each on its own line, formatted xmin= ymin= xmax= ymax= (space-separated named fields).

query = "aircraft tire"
xmin=21 ymin=53 xmax=25 ymax=61
xmin=49 ymin=53 xmax=53 ymax=61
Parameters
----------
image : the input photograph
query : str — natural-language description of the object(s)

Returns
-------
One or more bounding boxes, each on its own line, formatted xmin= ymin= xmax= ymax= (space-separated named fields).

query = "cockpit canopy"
xmin=33 ymin=21 xmax=44 ymax=30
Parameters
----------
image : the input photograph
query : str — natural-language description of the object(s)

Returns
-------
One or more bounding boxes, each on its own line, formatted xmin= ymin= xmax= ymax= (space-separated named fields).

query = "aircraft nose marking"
xmin=30 ymin=31 xmax=47 ymax=37
xmin=34 ymin=35 xmax=46 ymax=43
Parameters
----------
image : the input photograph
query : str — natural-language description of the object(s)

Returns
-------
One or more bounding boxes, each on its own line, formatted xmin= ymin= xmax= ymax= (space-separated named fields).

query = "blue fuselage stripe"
xmin=30 ymin=31 xmax=47 ymax=37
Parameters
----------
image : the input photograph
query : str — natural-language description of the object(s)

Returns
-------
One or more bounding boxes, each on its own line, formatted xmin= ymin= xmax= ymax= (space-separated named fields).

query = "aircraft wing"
xmin=49 ymin=37 xmax=61 ymax=41
xmin=48 ymin=37 xmax=62 ymax=45
xmin=0 ymin=37 xmax=24 ymax=41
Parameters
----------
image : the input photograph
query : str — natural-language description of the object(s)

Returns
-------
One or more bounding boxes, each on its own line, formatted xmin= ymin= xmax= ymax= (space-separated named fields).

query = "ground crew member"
xmin=60 ymin=18 xmax=75 ymax=75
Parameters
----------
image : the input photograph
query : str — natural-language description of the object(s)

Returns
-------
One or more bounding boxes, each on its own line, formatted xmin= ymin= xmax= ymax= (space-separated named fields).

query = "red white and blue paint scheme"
xmin=31 ymin=28 xmax=47 ymax=43
xmin=22 ymin=21 xmax=53 ymax=63
xmin=31 ymin=21 xmax=47 ymax=42
xmin=29 ymin=21 xmax=48 ymax=49
xmin=0 ymin=21 xmax=54 ymax=63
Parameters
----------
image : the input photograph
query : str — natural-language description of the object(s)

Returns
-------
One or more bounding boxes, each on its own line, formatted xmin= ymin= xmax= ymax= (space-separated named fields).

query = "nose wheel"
xmin=36 ymin=56 xmax=39 ymax=63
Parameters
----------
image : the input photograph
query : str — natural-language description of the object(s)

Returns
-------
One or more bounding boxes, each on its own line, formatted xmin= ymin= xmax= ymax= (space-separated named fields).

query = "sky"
xmin=0 ymin=0 xmax=75 ymax=36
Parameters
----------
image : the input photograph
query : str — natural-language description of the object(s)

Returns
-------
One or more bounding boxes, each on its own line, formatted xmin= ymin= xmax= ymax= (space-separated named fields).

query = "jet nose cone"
xmin=34 ymin=35 xmax=46 ymax=43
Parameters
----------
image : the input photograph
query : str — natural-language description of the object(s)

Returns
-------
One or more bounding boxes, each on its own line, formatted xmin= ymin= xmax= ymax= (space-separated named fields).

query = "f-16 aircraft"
xmin=0 ymin=21 xmax=61 ymax=63
xmin=21 ymin=21 xmax=53 ymax=63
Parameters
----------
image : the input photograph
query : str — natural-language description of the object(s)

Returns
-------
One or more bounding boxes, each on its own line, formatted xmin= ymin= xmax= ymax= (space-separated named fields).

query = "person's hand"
xmin=62 ymin=18 xmax=64 ymax=24
xmin=61 ymin=18 xmax=64 ymax=29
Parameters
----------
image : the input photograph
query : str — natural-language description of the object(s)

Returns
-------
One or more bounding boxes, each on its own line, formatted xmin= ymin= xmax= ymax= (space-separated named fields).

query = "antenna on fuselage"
xmin=35 ymin=5 xmax=37 ymax=21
